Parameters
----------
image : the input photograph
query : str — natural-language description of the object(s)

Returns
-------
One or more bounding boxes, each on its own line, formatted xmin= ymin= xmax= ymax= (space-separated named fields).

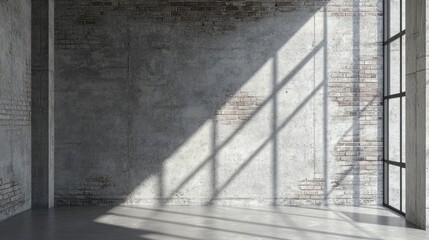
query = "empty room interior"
xmin=1 ymin=0 xmax=429 ymax=239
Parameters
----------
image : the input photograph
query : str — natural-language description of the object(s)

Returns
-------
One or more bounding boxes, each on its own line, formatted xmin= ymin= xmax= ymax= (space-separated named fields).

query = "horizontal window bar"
xmin=383 ymin=30 xmax=406 ymax=45
xmin=383 ymin=159 xmax=406 ymax=168
xmin=384 ymin=92 xmax=405 ymax=99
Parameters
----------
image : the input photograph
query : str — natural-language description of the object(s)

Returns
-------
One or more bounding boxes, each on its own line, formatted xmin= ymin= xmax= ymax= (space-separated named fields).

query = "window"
xmin=383 ymin=0 xmax=406 ymax=215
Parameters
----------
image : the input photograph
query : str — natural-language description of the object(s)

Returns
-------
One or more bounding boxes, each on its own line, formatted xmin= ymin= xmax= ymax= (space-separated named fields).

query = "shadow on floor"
xmin=0 ymin=208 xmax=200 ymax=240
xmin=340 ymin=211 xmax=419 ymax=229
xmin=2 ymin=206 xmax=428 ymax=240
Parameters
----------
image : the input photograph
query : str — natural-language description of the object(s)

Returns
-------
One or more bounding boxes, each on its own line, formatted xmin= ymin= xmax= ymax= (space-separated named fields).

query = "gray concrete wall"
xmin=406 ymin=0 xmax=426 ymax=230
xmin=32 ymin=0 xmax=55 ymax=209
xmin=426 ymin=0 xmax=429 ymax=230
xmin=0 ymin=0 xmax=32 ymax=221
xmin=55 ymin=0 xmax=383 ymax=206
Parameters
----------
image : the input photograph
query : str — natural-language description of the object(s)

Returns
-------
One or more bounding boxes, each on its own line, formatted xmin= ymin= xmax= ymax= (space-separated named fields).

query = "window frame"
xmin=383 ymin=0 xmax=406 ymax=216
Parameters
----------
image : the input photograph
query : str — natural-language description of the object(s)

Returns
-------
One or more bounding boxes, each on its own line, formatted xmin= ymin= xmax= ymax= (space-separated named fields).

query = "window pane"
xmin=384 ymin=47 xmax=389 ymax=97
xmin=389 ymin=0 xmax=401 ymax=37
xmin=401 ymin=36 xmax=406 ymax=92
xmin=388 ymin=165 xmax=401 ymax=209
xmin=388 ymin=98 xmax=400 ymax=162
xmin=384 ymin=99 xmax=389 ymax=158
xmin=401 ymin=168 xmax=406 ymax=212
xmin=384 ymin=0 xmax=406 ymax=214
xmin=401 ymin=97 xmax=405 ymax=163
xmin=401 ymin=0 xmax=406 ymax=31
xmin=389 ymin=39 xmax=401 ymax=95
xmin=384 ymin=162 xmax=388 ymax=203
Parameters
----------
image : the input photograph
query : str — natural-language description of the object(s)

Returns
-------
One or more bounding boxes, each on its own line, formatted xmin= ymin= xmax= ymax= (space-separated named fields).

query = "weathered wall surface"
xmin=55 ymin=0 xmax=383 ymax=206
xmin=425 ymin=0 xmax=429 ymax=229
xmin=0 ymin=0 xmax=32 ymax=220
xmin=406 ymin=0 xmax=426 ymax=229
xmin=32 ymin=0 xmax=55 ymax=209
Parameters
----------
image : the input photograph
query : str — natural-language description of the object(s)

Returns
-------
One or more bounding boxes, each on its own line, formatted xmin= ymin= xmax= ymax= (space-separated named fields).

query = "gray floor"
xmin=0 ymin=206 xmax=428 ymax=240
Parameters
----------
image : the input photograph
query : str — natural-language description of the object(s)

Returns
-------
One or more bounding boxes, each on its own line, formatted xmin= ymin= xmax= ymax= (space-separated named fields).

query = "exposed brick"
xmin=216 ymin=91 xmax=262 ymax=126
xmin=54 ymin=0 xmax=383 ymax=207
xmin=0 ymin=180 xmax=25 ymax=213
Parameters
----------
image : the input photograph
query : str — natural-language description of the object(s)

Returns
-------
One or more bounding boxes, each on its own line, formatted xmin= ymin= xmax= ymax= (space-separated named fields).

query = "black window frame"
xmin=383 ymin=0 xmax=406 ymax=216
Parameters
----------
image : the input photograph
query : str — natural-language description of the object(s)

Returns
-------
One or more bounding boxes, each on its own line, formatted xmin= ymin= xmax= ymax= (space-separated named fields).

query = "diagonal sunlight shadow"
xmin=277 ymin=207 xmax=312 ymax=239
xmin=328 ymin=96 xmax=381 ymax=198
xmin=322 ymin=207 xmax=406 ymax=238
xmin=127 ymin=5 xmax=329 ymax=207
xmin=104 ymin=209 xmax=382 ymax=240
xmin=55 ymin=3 xmax=330 ymax=207
xmin=223 ymin=205 xmax=346 ymax=221
xmin=123 ymin=205 xmax=344 ymax=223
xmin=162 ymin=41 xmax=324 ymax=203
xmin=100 ymin=213 xmax=294 ymax=240
xmin=54 ymin=0 xmax=345 ymax=212
xmin=208 ymin=81 xmax=324 ymax=203
xmin=333 ymin=97 xmax=380 ymax=148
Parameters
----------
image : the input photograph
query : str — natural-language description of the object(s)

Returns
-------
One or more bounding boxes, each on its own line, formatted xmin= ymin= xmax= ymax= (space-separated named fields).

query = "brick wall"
xmin=329 ymin=55 xmax=382 ymax=205
xmin=0 ymin=179 xmax=25 ymax=213
xmin=55 ymin=0 xmax=383 ymax=206
xmin=216 ymin=91 xmax=263 ymax=125
xmin=0 ymin=0 xmax=32 ymax=221
xmin=55 ymin=0 xmax=328 ymax=51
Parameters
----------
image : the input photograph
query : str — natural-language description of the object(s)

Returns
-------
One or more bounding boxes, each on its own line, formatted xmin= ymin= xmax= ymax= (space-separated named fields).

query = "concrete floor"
xmin=0 ymin=206 xmax=428 ymax=240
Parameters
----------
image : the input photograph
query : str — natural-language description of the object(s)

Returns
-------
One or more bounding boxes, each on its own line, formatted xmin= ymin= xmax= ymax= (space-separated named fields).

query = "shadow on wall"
xmin=54 ymin=0 xmax=382 ymax=207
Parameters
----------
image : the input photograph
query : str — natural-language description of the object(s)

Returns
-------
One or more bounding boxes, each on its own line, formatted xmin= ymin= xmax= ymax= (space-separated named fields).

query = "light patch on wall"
xmin=126 ymin=174 xmax=161 ymax=201
xmin=162 ymin=119 xmax=213 ymax=199
xmin=239 ymin=57 xmax=273 ymax=97
xmin=122 ymin=26 xmax=327 ymax=204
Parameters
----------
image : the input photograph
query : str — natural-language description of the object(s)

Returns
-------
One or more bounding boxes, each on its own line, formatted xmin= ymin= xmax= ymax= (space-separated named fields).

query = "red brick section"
xmin=297 ymin=178 xmax=325 ymax=200
xmin=291 ymin=54 xmax=382 ymax=205
xmin=216 ymin=91 xmax=263 ymax=125
xmin=330 ymin=54 xmax=383 ymax=205
xmin=330 ymin=55 xmax=381 ymax=119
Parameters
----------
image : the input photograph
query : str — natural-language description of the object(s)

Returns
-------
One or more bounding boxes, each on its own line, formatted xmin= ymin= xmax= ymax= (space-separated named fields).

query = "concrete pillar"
xmin=426 ymin=0 xmax=429 ymax=231
xmin=405 ymin=0 xmax=426 ymax=229
xmin=31 ymin=0 xmax=54 ymax=208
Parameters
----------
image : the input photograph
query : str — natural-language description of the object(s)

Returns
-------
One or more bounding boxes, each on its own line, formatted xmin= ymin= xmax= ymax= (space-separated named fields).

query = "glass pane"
xmin=401 ymin=97 xmax=405 ymax=163
xmin=401 ymin=0 xmax=406 ymax=31
xmin=384 ymin=47 xmax=389 ymax=97
xmin=384 ymin=100 xmax=388 ymax=159
xmin=401 ymin=36 xmax=406 ymax=92
xmin=389 ymin=39 xmax=401 ymax=95
xmin=388 ymin=98 xmax=400 ymax=162
xmin=388 ymin=165 xmax=401 ymax=209
xmin=384 ymin=162 xmax=388 ymax=203
xmin=401 ymin=168 xmax=406 ymax=212
xmin=389 ymin=0 xmax=401 ymax=37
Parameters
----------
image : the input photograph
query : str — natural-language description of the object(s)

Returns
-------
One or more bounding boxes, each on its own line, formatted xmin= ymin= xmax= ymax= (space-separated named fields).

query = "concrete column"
xmin=426 ymin=0 xmax=429 ymax=231
xmin=31 ymin=0 xmax=54 ymax=208
xmin=405 ymin=0 xmax=426 ymax=229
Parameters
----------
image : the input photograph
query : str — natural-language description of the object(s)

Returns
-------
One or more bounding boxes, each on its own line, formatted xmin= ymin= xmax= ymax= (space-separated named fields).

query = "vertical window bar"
xmin=400 ymin=37 xmax=403 ymax=164
xmin=400 ymin=167 xmax=403 ymax=211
